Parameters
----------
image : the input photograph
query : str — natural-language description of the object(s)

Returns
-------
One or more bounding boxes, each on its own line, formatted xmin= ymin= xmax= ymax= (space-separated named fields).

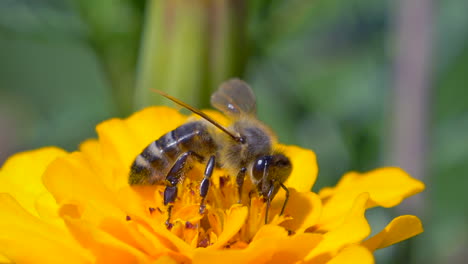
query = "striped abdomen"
xmin=129 ymin=121 xmax=217 ymax=185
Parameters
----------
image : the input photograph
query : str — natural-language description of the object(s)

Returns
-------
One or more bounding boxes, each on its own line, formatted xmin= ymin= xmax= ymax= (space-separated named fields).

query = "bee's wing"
xmin=211 ymin=78 xmax=257 ymax=118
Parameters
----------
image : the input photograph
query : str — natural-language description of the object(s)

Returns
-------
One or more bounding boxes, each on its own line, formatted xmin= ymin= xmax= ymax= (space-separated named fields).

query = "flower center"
xmin=129 ymin=167 xmax=286 ymax=249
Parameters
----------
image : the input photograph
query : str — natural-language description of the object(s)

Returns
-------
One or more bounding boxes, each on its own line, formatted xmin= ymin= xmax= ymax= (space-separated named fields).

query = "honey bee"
xmin=129 ymin=79 xmax=292 ymax=225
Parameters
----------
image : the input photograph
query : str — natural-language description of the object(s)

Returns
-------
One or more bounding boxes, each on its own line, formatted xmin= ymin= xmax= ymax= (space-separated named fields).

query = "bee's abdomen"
xmin=129 ymin=121 xmax=217 ymax=185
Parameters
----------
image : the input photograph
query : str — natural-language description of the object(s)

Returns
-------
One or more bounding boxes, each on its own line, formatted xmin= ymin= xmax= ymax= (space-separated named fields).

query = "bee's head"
xmin=252 ymin=153 xmax=292 ymax=199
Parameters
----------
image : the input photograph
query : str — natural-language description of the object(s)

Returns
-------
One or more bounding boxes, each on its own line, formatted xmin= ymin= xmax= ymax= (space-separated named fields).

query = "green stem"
xmin=134 ymin=0 xmax=248 ymax=110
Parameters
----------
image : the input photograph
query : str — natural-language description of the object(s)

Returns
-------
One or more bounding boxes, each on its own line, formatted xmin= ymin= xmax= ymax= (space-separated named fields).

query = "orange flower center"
xmin=127 ymin=167 xmax=289 ymax=249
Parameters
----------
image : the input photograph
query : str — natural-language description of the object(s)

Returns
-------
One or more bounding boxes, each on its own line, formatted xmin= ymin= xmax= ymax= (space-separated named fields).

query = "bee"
xmin=129 ymin=79 xmax=292 ymax=225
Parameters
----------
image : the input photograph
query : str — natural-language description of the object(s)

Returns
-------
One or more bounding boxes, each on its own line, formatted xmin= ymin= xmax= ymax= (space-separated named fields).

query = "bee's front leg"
xmin=279 ymin=182 xmax=289 ymax=216
xmin=199 ymin=155 xmax=215 ymax=214
xmin=163 ymin=151 xmax=201 ymax=227
xmin=263 ymin=182 xmax=289 ymax=224
xmin=236 ymin=167 xmax=247 ymax=203
xmin=264 ymin=183 xmax=275 ymax=225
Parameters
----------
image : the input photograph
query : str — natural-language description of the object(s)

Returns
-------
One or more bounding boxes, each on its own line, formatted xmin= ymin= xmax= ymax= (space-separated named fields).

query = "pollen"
xmin=133 ymin=168 xmax=268 ymax=248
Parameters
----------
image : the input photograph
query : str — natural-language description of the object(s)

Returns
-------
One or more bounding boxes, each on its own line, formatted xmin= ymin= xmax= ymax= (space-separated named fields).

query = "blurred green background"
xmin=0 ymin=0 xmax=467 ymax=263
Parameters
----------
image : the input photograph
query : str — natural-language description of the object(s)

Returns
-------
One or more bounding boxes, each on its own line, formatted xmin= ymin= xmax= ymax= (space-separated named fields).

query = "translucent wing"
xmin=211 ymin=78 xmax=257 ymax=118
xmin=152 ymin=88 xmax=241 ymax=142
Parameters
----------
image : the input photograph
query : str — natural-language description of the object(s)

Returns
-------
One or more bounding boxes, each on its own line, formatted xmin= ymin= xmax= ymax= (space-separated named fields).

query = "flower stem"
xmin=134 ymin=0 xmax=248 ymax=110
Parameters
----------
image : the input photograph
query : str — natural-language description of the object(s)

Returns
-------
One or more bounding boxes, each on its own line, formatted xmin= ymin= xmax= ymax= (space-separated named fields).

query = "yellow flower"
xmin=0 ymin=107 xmax=425 ymax=263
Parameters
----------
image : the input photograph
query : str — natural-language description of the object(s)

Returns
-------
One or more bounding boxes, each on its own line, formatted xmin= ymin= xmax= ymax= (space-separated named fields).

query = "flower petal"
xmin=141 ymin=219 xmax=195 ymax=257
xmin=0 ymin=147 xmax=66 ymax=217
xmin=100 ymin=217 xmax=173 ymax=258
xmin=153 ymin=255 xmax=179 ymax=264
xmin=96 ymin=107 xmax=186 ymax=172
xmin=282 ymin=145 xmax=318 ymax=192
xmin=325 ymin=245 xmax=374 ymax=264
xmin=60 ymin=203 xmax=152 ymax=263
xmin=317 ymin=167 xmax=424 ymax=230
xmin=113 ymin=186 xmax=196 ymax=257
xmin=271 ymin=189 xmax=322 ymax=233
xmin=0 ymin=194 xmax=91 ymax=263
xmin=0 ymin=253 xmax=11 ymax=263
xmin=306 ymin=193 xmax=371 ymax=263
xmin=134 ymin=224 xmax=193 ymax=263
xmin=43 ymin=152 xmax=120 ymax=214
xmin=78 ymin=139 xmax=118 ymax=190
xmin=362 ymin=215 xmax=423 ymax=251
xmin=193 ymin=233 xmax=322 ymax=264
xmin=251 ymin=225 xmax=288 ymax=241
xmin=209 ymin=205 xmax=248 ymax=249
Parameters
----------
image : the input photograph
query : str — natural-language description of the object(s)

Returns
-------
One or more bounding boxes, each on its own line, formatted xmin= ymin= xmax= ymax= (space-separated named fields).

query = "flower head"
xmin=0 ymin=107 xmax=425 ymax=263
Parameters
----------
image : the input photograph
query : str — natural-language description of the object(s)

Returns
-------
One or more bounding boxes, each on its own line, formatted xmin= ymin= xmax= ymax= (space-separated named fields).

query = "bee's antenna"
xmin=151 ymin=89 xmax=243 ymax=143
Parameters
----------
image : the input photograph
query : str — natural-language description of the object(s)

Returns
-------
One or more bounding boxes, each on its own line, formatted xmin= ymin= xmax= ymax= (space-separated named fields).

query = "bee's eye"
xmin=252 ymin=156 xmax=270 ymax=180
xmin=254 ymin=158 xmax=266 ymax=171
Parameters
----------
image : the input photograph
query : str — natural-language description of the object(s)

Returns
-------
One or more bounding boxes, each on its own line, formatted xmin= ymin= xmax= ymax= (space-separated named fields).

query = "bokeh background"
xmin=1 ymin=0 xmax=467 ymax=263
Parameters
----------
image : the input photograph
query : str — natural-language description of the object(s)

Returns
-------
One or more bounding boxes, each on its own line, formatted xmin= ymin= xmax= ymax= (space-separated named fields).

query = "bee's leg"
xmin=264 ymin=183 xmax=290 ymax=224
xmin=165 ymin=204 xmax=174 ymax=228
xmin=163 ymin=151 xmax=199 ymax=227
xmin=199 ymin=155 xmax=216 ymax=214
xmin=279 ymin=182 xmax=289 ymax=216
xmin=264 ymin=183 xmax=275 ymax=224
xmin=236 ymin=167 xmax=247 ymax=203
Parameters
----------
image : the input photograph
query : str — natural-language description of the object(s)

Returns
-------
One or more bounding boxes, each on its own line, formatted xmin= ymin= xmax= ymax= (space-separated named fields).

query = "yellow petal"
xmin=251 ymin=225 xmax=288 ymax=241
xmin=262 ymin=233 xmax=322 ymax=264
xmin=0 ymin=194 xmax=91 ymax=263
xmin=43 ymin=152 xmax=119 ymax=213
xmin=60 ymin=203 xmax=188 ymax=263
xmin=326 ymin=245 xmax=374 ymax=264
xmin=0 ymin=147 xmax=66 ymax=217
xmin=317 ymin=167 xmax=424 ymax=230
xmin=153 ymin=255 xmax=179 ymax=264
xmin=60 ymin=203 xmax=151 ymax=263
xmin=78 ymin=139 xmax=118 ymax=190
xmin=96 ymin=106 xmax=186 ymax=171
xmin=0 ymin=253 xmax=11 ymax=263
xmin=34 ymin=191 xmax=67 ymax=228
xmin=193 ymin=233 xmax=322 ymax=264
xmin=282 ymin=145 xmax=318 ymax=192
xmin=127 ymin=107 xmax=187 ymax=146
xmin=136 ymin=225 xmax=192 ymax=263
xmin=142 ymin=220 xmax=195 ymax=257
xmin=271 ymin=189 xmax=322 ymax=233
xmin=209 ymin=205 xmax=248 ymax=249
xmin=99 ymin=218 xmax=169 ymax=258
xmin=79 ymin=138 xmax=101 ymax=159
xmin=306 ymin=193 xmax=371 ymax=263
xmin=362 ymin=215 xmax=423 ymax=251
